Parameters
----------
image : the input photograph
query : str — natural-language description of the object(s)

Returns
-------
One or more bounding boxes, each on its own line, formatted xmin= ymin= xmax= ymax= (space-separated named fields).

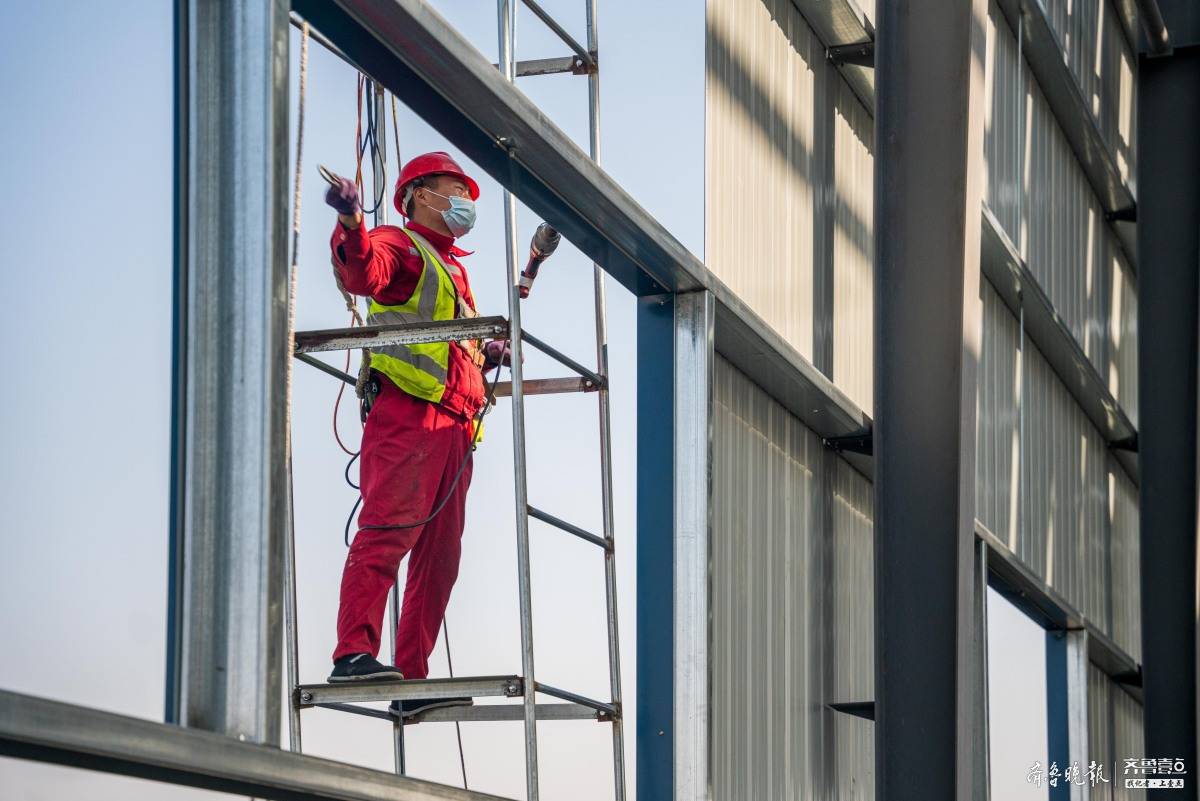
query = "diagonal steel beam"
xmin=0 ymin=690 xmax=510 ymax=801
xmin=291 ymin=0 xmax=705 ymax=298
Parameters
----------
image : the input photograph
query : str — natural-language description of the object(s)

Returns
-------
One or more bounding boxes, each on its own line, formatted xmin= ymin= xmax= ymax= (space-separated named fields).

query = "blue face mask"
xmin=424 ymin=190 xmax=477 ymax=237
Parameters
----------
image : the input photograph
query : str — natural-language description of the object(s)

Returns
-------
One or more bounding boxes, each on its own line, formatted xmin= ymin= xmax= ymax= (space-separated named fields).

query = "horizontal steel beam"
xmin=493 ymin=377 xmax=599 ymax=397
xmin=974 ymin=523 xmax=1142 ymax=700
xmin=0 ymin=690 xmax=508 ymax=801
xmin=789 ymin=0 xmax=875 ymax=109
xmin=980 ymin=206 xmax=1139 ymax=484
xmin=294 ymin=317 xmax=508 ymax=354
xmin=711 ymin=285 xmax=874 ymax=477
xmin=296 ymin=676 xmax=523 ymax=706
xmin=994 ymin=0 xmax=1138 ymax=273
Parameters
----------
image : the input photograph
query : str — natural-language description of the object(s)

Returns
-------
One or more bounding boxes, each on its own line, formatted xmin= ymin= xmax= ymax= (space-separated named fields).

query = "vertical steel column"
xmin=582 ymin=2 xmax=627 ymax=799
xmin=1137 ymin=10 xmax=1200 ymax=793
xmin=636 ymin=293 xmax=675 ymax=801
xmin=1043 ymin=627 xmax=1089 ymax=801
xmin=169 ymin=0 xmax=291 ymax=744
xmin=976 ymin=540 xmax=991 ymax=801
xmin=1045 ymin=630 xmax=1070 ymax=801
xmin=873 ymin=0 xmax=987 ymax=799
xmin=1065 ymin=631 xmax=1089 ymax=801
xmin=673 ymin=291 xmax=714 ymax=801
xmin=496 ymin=2 xmax=539 ymax=798
xmin=283 ymin=463 xmax=302 ymax=751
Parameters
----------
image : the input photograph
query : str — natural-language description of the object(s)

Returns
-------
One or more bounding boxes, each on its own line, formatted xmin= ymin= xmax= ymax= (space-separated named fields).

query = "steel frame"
xmin=873 ymin=1 xmax=987 ymax=799
xmin=166 ymin=0 xmax=290 ymax=744
xmin=1136 ymin=22 xmax=1200 ymax=785
xmin=993 ymin=0 xmax=1139 ymax=271
xmin=0 ymin=691 xmax=506 ymax=801
xmin=1 ymin=0 xmax=1172 ymax=798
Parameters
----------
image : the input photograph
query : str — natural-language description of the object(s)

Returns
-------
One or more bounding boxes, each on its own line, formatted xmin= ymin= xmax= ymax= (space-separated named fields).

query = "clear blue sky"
xmin=0 ymin=1 xmax=1051 ymax=799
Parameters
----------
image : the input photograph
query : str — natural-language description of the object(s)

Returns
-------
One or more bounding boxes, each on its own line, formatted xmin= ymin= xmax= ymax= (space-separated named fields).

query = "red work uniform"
xmin=330 ymin=219 xmax=487 ymax=680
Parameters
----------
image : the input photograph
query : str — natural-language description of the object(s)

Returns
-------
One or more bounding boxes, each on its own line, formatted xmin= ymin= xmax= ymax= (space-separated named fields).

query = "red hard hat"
xmin=394 ymin=151 xmax=480 ymax=216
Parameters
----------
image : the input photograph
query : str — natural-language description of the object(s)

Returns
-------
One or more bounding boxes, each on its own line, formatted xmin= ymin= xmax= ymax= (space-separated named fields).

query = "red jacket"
xmin=331 ymin=219 xmax=486 ymax=421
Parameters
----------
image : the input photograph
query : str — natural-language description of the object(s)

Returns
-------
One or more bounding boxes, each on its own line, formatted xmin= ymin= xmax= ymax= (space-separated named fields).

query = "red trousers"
xmin=333 ymin=377 xmax=475 ymax=679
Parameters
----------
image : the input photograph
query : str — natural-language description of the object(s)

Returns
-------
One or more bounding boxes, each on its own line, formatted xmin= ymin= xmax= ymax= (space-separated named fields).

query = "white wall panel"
xmin=1109 ymin=465 xmax=1141 ymax=663
xmin=713 ymin=356 xmax=824 ymax=800
xmin=707 ymin=0 xmax=875 ymax=410
xmin=976 ymin=280 xmax=1022 ymax=543
xmin=1022 ymin=338 xmax=1109 ymax=628
xmin=1042 ymin=0 xmax=1138 ymax=187
xmin=984 ymin=0 xmax=1138 ymax=427
xmin=706 ymin=0 xmax=822 ymax=359
xmin=713 ymin=356 xmax=874 ymax=800
xmin=831 ymin=78 xmax=875 ymax=413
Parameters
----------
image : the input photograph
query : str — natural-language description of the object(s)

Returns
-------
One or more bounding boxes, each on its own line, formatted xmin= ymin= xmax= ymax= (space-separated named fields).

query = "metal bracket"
xmin=1108 ymin=434 xmax=1138 ymax=452
xmin=823 ymin=426 xmax=873 ymax=456
xmin=1105 ymin=205 xmax=1137 ymax=223
xmin=827 ymin=700 xmax=875 ymax=721
xmin=827 ymin=41 xmax=875 ymax=67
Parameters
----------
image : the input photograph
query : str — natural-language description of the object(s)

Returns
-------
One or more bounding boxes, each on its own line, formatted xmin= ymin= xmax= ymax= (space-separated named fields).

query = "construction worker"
xmin=323 ymin=151 xmax=510 ymax=719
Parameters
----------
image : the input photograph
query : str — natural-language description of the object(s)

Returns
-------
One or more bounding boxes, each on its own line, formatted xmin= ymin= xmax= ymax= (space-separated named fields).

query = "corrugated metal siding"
xmin=976 ymin=277 xmax=1139 ymax=654
xmin=713 ymin=356 xmax=825 ymax=800
xmin=830 ymin=457 xmax=874 ymax=800
xmin=984 ymin=0 xmax=1024 ymax=239
xmin=707 ymin=0 xmax=875 ymax=409
xmin=831 ymin=77 xmax=875 ymax=413
xmin=976 ymin=280 xmax=1022 ymax=543
xmin=831 ymin=456 xmax=873 ymax=703
xmin=1112 ymin=686 xmax=1145 ymax=801
xmin=1108 ymin=465 xmax=1141 ymax=663
xmin=1109 ymin=256 xmax=1138 ymax=424
xmin=985 ymin=0 xmax=1138 ymax=419
xmin=1021 ymin=337 xmax=1109 ymax=628
xmin=1089 ymin=667 xmax=1148 ymax=800
xmin=706 ymin=0 xmax=821 ymax=360
xmin=713 ymin=356 xmax=874 ymax=800
xmin=1042 ymin=0 xmax=1138 ymax=187
xmin=1089 ymin=662 xmax=1115 ymax=801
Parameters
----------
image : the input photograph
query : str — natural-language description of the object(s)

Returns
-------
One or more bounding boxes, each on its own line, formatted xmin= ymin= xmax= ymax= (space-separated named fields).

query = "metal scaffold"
xmin=282 ymin=3 xmax=625 ymax=800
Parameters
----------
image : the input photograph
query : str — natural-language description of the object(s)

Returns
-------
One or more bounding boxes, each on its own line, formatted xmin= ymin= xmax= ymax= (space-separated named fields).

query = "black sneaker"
xmin=328 ymin=654 xmax=404 ymax=682
xmin=389 ymin=697 xmax=473 ymax=720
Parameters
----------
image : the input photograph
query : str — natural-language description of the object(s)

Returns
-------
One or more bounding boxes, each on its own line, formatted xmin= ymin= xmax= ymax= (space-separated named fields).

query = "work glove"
xmin=482 ymin=339 xmax=521 ymax=372
xmin=324 ymin=176 xmax=361 ymax=217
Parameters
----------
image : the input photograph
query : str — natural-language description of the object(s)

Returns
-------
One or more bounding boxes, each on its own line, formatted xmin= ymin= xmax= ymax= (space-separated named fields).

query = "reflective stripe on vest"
xmin=367 ymin=229 xmax=459 ymax=403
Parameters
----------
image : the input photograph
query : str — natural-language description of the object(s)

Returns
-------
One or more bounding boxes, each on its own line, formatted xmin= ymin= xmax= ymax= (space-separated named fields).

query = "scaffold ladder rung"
xmin=316 ymin=702 xmax=607 ymax=724
xmin=296 ymin=676 xmax=523 ymax=707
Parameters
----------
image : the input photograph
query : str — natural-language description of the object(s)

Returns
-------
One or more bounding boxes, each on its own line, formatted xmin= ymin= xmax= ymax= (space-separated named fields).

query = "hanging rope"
xmin=289 ymin=45 xmax=469 ymax=781
xmin=286 ymin=20 xmax=309 ymax=451
xmin=444 ymin=617 xmax=468 ymax=789
xmin=391 ymin=93 xmax=403 ymax=174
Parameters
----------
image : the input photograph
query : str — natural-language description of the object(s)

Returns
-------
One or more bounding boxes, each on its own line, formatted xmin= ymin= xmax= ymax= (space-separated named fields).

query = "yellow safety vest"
xmin=367 ymin=228 xmax=485 ymax=406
